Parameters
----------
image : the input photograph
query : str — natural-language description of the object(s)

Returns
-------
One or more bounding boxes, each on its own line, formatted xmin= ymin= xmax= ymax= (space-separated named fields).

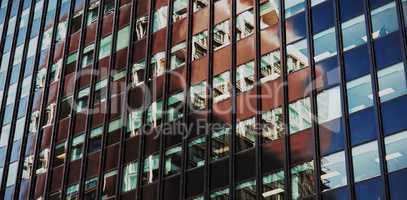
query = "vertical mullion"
xmin=362 ymin=0 xmax=391 ymax=199
xmin=77 ymin=0 xmax=106 ymax=198
xmin=59 ymin=0 xmax=91 ymax=198
xmin=333 ymin=0 xmax=356 ymax=199
xmin=279 ymin=0 xmax=292 ymax=199
xmin=157 ymin=0 xmax=175 ymax=199
xmin=304 ymin=0 xmax=322 ymax=199
xmin=253 ymin=0 xmax=263 ymax=198
xmin=115 ymin=0 xmax=139 ymax=198
xmin=135 ymin=0 xmax=155 ymax=198
xmin=229 ymin=0 xmax=237 ymax=199
xmin=13 ymin=0 xmax=43 ymax=197
xmin=0 ymin=0 xmax=24 ymax=195
xmin=179 ymin=0 xmax=194 ymax=199
xmin=205 ymin=0 xmax=215 ymax=199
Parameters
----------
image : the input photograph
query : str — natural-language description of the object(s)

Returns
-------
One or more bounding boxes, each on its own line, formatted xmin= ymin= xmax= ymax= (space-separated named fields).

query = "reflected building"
xmin=0 ymin=0 xmax=406 ymax=199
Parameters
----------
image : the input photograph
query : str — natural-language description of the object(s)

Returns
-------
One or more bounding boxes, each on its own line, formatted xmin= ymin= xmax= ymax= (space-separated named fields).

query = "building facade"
xmin=0 ymin=0 xmax=407 ymax=199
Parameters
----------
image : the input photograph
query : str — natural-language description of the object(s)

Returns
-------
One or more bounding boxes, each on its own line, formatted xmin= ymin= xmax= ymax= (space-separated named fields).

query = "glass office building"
xmin=0 ymin=0 xmax=407 ymax=199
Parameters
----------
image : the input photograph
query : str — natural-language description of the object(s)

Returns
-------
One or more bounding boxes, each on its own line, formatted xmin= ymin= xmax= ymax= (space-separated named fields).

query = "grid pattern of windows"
xmin=0 ymin=0 xmax=406 ymax=199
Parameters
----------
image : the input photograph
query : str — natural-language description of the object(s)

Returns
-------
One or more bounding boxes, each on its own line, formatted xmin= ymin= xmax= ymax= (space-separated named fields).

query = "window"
xmin=260 ymin=0 xmax=280 ymax=30
xmin=188 ymin=136 xmax=206 ymax=169
xmin=193 ymin=0 xmax=208 ymax=12
xmin=70 ymin=134 xmax=85 ymax=161
xmin=317 ymin=86 xmax=342 ymax=124
xmin=65 ymin=52 xmax=77 ymax=75
xmin=151 ymin=52 xmax=166 ymax=77
xmin=128 ymin=109 xmax=142 ymax=136
xmin=352 ymin=140 xmax=381 ymax=182
xmin=135 ymin=15 xmax=148 ymax=40
xmin=213 ymin=20 xmax=230 ymax=50
xmin=167 ymin=92 xmax=184 ymax=121
xmin=236 ymin=9 xmax=254 ymax=40
xmin=236 ymin=61 xmax=255 ymax=93
xmin=170 ymin=42 xmax=186 ymax=70
xmin=236 ymin=117 xmax=256 ymax=152
xmin=81 ymin=44 xmax=95 ymax=68
xmin=53 ymin=142 xmax=65 ymax=167
xmin=313 ymin=27 xmax=337 ymax=62
xmin=385 ymin=130 xmax=407 ymax=173
xmin=289 ymin=97 xmax=312 ymax=134
xmin=131 ymin=60 xmax=145 ymax=85
xmin=36 ymin=149 xmax=49 ymax=174
xmin=122 ymin=162 xmax=138 ymax=192
xmin=99 ymin=34 xmax=112 ymax=59
xmin=213 ymin=71 xmax=231 ymax=103
xmin=164 ymin=146 xmax=182 ymax=176
xmin=60 ymin=96 xmax=72 ymax=119
xmin=370 ymin=2 xmax=399 ymax=40
xmin=103 ymin=0 xmax=115 ymax=15
xmin=173 ymin=0 xmax=188 ymax=22
xmin=116 ymin=26 xmax=130 ymax=51
xmin=210 ymin=188 xmax=229 ymax=199
xmin=291 ymin=161 xmax=315 ymax=199
xmin=50 ymin=60 xmax=62 ymax=82
xmin=287 ymin=39 xmax=308 ymax=74
xmin=94 ymin=79 xmax=107 ymax=103
xmin=262 ymin=107 xmax=284 ymax=142
xmin=346 ymin=74 xmax=374 ymax=114
xmin=89 ymin=127 xmax=103 ymax=153
xmin=76 ymin=87 xmax=90 ymax=112
xmin=320 ymin=151 xmax=347 ymax=191
xmin=211 ymin=126 xmax=230 ymax=161
xmin=190 ymin=81 xmax=207 ymax=110
xmin=263 ymin=171 xmax=285 ymax=199
xmin=285 ymin=0 xmax=305 ymax=18
xmin=102 ymin=170 xmax=117 ymax=198
xmin=236 ymin=180 xmax=256 ymax=200
xmin=377 ymin=62 xmax=407 ymax=103
xmin=341 ymin=15 xmax=367 ymax=52
xmin=87 ymin=2 xmax=99 ymax=25
xmin=143 ymin=153 xmax=159 ymax=184
xmin=147 ymin=100 xmax=163 ymax=126
xmin=108 ymin=118 xmax=123 ymax=133
xmin=66 ymin=184 xmax=79 ymax=199
xmin=153 ymin=6 xmax=168 ymax=32
xmin=56 ymin=21 xmax=67 ymax=43
xmin=260 ymin=51 xmax=281 ymax=83
xmin=192 ymin=31 xmax=208 ymax=60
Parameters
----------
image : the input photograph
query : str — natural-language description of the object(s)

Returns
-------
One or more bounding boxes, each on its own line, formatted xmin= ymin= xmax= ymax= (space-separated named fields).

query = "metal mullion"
xmin=204 ymin=0 xmax=215 ymax=199
xmin=333 ymin=0 xmax=356 ymax=199
xmin=92 ymin=0 xmax=121 ymax=198
xmin=12 ymin=0 xmax=45 ymax=198
xmin=304 ymin=0 xmax=322 ymax=199
xmin=394 ymin=0 xmax=407 ymax=80
xmin=179 ymin=0 xmax=194 ymax=199
xmin=362 ymin=0 xmax=391 ymax=199
xmin=157 ymin=0 xmax=175 ymax=199
xmin=0 ymin=0 xmax=12 ymax=61
xmin=135 ymin=0 xmax=156 ymax=198
xmin=77 ymin=1 xmax=106 ymax=198
xmin=59 ymin=0 xmax=92 ymax=198
xmin=279 ymin=0 xmax=292 ymax=199
xmin=0 ymin=0 xmax=25 ymax=196
xmin=114 ymin=0 xmax=140 ymax=198
xmin=229 ymin=0 xmax=237 ymax=199
xmin=253 ymin=0 xmax=263 ymax=198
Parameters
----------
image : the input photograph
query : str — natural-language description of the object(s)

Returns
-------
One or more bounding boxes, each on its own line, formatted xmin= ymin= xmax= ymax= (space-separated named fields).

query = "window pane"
xmin=320 ymin=151 xmax=347 ymax=191
xmin=385 ymin=130 xmax=407 ymax=173
xmin=291 ymin=161 xmax=315 ymax=199
xmin=352 ymin=140 xmax=381 ymax=182
xmin=188 ymin=136 xmax=206 ymax=169
xmin=122 ymin=161 xmax=138 ymax=192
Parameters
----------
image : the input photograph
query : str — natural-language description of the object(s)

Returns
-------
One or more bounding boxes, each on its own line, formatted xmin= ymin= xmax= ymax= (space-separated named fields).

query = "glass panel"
xmin=317 ymin=86 xmax=342 ymax=124
xmin=346 ymin=74 xmax=374 ymax=114
xmin=193 ymin=0 xmax=208 ymax=12
xmin=262 ymin=107 xmax=284 ymax=142
xmin=213 ymin=71 xmax=230 ymax=103
xmin=153 ymin=6 xmax=168 ymax=33
xmin=210 ymin=188 xmax=229 ymax=199
xmin=122 ymin=161 xmax=138 ymax=192
xmin=211 ymin=126 xmax=230 ymax=161
xmin=188 ymin=136 xmax=206 ymax=169
xmin=70 ymin=134 xmax=85 ymax=161
xmin=192 ymin=31 xmax=208 ymax=60
xmin=236 ymin=117 xmax=256 ymax=152
xmin=370 ymin=1 xmax=399 ymax=40
xmin=190 ymin=81 xmax=207 ymax=110
xmin=236 ymin=9 xmax=254 ymax=40
xmin=289 ymin=97 xmax=312 ymax=134
xmin=170 ymin=42 xmax=186 ymax=70
xmin=236 ymin=61 xmax=255 ymax=93
xmin=287 ymin=39 xmax=308 ymax=74
xmin=341 ymin=15 xmax=367 ymax=52
xmin=151 ymin=52 xmax=166 ymax=77
xmin=116 ymin=26 xmax=130 ymax=51
xmin=260 ymin=51 xmax=281 ymax=83
xmin=385 ymin=130 xmax=407 ymax=173
xmin=167 ymin=92 xmax=184 ymax=121
xmin=352 ymin=140 xmax=381 ymax=182
xmin=213 ymin=20 xmax=231 ymax=50
xmin=291 ymin=161 xmax=315 ymax=199
xmin=143 ymin=153 xmax=159 ymax=184
xmin=132 ymin=59 xmax=145 ymax=85
xmin=53 ymin=142 xmax=65 ymax=166
xmin=236 ymin=180 xmax=256 ymax=200
xmin=263 ymin=171 xmax=285 ymax=199
xmin=377 ymin=62 xmax=407 ymax=103
xmin=164 ymin=146 xmax=182 ymax=176
xmin=320 ymin=151 xmax=347 ymax=191
xmin=173 ymin=0 xmax=188 ymax=22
